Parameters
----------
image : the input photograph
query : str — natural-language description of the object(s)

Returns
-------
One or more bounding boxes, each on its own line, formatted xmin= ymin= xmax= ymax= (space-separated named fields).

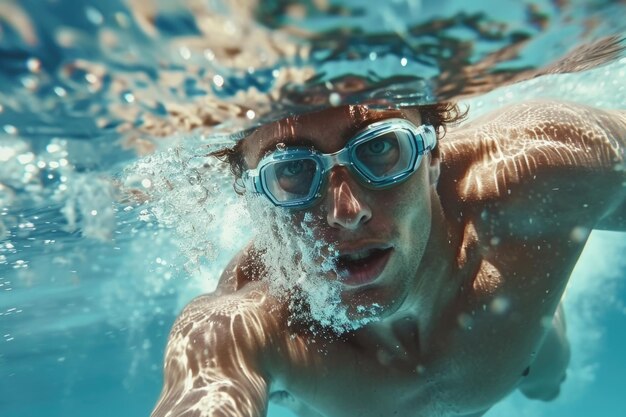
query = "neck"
xmin=375 ymin=190 xmax=463 ymax=349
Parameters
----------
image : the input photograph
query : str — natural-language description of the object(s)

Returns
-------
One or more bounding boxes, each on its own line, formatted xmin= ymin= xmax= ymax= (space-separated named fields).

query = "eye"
xmin=354 ymin=132 xmax=402 ymax=177
xmin=364 ymin=138 xmax=393 ymax=155
xmin=355 ymin=133 xmax=399 ymax=161
xmin=280 ymin=160 xmax=305 ymax=177
xmin=272 ymin=158 xmax=318 ymax=196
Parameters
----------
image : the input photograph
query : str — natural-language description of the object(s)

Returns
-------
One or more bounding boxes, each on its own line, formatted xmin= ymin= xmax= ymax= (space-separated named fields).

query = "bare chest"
xmin=276 ymin=321 xmax=532 ymax=417
xmin=273 ymin=251 xmax=575 ymax=417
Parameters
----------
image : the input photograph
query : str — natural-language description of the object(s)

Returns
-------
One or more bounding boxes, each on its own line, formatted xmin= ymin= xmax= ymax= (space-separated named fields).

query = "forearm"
xmin=152 ymin=295 xmax=273 ymax=417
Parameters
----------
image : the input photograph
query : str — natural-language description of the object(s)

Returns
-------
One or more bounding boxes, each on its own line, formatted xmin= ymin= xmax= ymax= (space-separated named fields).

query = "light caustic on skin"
xmin=444 ymin=101 xmax=625 ymax=201
xmin=153 ymin=288 xmax=317 ymax=417
xmin=158 ymin=298 xmax=268 ymax=417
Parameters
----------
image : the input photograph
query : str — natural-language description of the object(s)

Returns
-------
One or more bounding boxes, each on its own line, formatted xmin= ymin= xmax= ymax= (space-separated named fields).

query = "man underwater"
xmin=151 ymin=99 xmax=625 ymax=417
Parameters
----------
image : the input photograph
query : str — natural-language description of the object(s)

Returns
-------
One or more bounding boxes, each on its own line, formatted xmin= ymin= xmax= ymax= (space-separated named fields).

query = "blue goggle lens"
xmin=261 ymin=157 xmax=320 ymax=204
xmin=351 ymin=130 xmax=417 ymax=182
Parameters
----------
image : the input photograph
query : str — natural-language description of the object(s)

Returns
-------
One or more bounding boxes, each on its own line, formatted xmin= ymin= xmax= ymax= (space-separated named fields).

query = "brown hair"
xmin=410 ymin=101 xmax=467 ymax=158
xmin=210 ymin=102 xmax=466 ymax=191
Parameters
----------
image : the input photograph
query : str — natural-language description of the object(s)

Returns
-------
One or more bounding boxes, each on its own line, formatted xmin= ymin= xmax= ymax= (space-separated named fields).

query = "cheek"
xmin=375 ymin=170 xmax=432 ymax=226
xmin=282 ymin=209 xmax=329 ymax=244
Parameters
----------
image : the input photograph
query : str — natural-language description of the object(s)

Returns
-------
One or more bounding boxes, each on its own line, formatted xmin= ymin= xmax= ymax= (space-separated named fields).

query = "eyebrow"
xmin=257 ymin=137 xmax=318 ymax=159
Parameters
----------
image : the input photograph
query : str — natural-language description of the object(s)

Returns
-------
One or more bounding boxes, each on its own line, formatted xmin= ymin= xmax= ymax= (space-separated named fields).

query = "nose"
xmin=326 ymin=167 xmax=372 ymax=230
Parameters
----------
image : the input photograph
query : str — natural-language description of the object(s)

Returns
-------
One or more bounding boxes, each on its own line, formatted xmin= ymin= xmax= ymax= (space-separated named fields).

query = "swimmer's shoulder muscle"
xmin=439 ymin=99 xmax=626 ymax=235
xmin=214 ymin=244 xmax=266 ymax=295
xmin=151 ymin=284 xmax=281 ymax=417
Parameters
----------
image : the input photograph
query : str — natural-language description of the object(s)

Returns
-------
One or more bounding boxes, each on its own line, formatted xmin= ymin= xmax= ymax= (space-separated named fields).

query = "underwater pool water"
xmin=1 ymin=1 xmax=625 ymax=417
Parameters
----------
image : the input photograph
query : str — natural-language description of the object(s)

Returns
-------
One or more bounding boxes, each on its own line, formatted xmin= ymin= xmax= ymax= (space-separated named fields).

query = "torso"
xmin=208 ymin=101 xmax=624 ymax=417
xmin=257 ymin=225 xmax=581 ymax=417
xmin=219 ymin=205 xmax=583 ymax=417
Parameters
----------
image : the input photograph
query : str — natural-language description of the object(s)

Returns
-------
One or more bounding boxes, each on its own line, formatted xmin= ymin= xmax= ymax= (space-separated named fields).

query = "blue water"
xmin=1 ymin=1 xmax=625 ymax=417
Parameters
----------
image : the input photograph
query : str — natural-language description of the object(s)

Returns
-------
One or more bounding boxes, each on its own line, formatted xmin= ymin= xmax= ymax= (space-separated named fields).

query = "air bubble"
xmin=85 ymin=6 xmax=104 ymax=25
xmin=17 ymin=153 xmax=34 ymax=164
xmin=54 ymin=86 xmax=67 ymax=97
xmin=204 ymin=49 xmax=215 ymax=61
xmin=3 ymin=125 xmax=17 ymax=135
xmin=457 ymin=313 xmax=473 ymax=329
xmin=123 ymin=93 xmax=135 ymax=103
xmin=179 ymin=47 xmax=191 ymax=60
xmin=21 ymin=75 xmax=37 ymax=90
xmin=213 ymin=75 xmax=224 ymax=87
xmin=85 ymin=73 xmax=98 ymax=84
xmin=46 ymin=143 xmax=62 ymax=153
xmin=26 ymin=58 xmax=41 ymax=73
xmin=570 ymin=226 xmax=590 ymax=242
xmin=490 ymin=296 xmax=510 ymax=314
xmin=139 ymin=210 xmax=151 ymax=222
xmin=114 ymin=13 xmax=133 ymax=30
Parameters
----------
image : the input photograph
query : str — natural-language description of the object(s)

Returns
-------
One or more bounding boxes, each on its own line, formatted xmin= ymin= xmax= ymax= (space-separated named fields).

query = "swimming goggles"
xmin=243 ymin=118 xmax=437 ymax=209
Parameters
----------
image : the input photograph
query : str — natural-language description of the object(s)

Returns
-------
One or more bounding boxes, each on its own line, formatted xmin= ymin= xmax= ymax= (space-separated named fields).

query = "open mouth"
xmin=336 ymin=247 xmax=393 ymax=287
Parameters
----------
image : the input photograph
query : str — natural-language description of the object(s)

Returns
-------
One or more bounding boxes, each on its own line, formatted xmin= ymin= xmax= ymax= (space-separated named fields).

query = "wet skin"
xmin=151 ymin=100 xmax=625 ymax=417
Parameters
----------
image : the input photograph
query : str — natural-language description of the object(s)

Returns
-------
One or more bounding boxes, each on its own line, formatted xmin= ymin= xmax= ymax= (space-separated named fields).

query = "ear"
xmin=428 ymin=155 xmax=440 ymax=186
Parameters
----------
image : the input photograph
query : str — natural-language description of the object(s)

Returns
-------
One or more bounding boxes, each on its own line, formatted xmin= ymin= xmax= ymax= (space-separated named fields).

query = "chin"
xmin=341 ymin=279 xmax=407 ymax=322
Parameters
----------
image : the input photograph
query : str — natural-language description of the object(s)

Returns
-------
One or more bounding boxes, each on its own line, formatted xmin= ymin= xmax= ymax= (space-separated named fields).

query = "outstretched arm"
xmin=151 ymin=293 xmax=271 ymax=417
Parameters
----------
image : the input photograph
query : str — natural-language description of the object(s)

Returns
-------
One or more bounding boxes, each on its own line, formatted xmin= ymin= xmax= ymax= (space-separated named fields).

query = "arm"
xmin=151 ymin=293 xmax=271 ymax=417
xmin=439 ymin=100 xmax=626 ymax=235
xmin=437 ymin=101 xmax=621 ymax=401
xmin=595 ymin=109 xmax=626 ymax=230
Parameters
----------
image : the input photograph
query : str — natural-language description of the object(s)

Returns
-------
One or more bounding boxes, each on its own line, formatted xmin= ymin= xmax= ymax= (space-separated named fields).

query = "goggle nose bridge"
xmin=318 ymin=146 xmax=354 ymax=174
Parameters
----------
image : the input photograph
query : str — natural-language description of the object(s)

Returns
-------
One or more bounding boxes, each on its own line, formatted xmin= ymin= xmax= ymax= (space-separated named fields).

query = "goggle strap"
xmin=243 ymin=170 xmax=259 ymax=192
xmin=421 ymin=125 xmax=437 ymax=152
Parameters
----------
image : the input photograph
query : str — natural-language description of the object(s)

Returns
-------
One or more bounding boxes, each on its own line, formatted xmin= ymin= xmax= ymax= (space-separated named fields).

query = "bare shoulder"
xmin=163 ymin=245 xmax=288 ymax=368
xmin=168 ymin=282 xmax=284 ymax=355
xmin=438 ymin=99 xmax=625 ymax=202
xmin=151 ymin=284 xmax=286 ymax=417
xmin=213 ymin=244 xmax=268 ymax=296
xmin=452 ymin=99 xmax=625 ymax=134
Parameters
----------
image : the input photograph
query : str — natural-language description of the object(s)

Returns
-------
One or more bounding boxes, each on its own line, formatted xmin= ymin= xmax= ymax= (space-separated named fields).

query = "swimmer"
xmin=151 ymin=100 xmax=625 ymax=417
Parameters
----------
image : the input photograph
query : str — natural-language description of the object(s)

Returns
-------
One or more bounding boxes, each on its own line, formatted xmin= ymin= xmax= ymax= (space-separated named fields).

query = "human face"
xmin=241 ymin=105 xmax=437 ymax=320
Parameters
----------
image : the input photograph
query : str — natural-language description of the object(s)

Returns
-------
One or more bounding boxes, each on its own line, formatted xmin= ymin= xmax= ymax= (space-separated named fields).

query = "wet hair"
xmin=411 ymin=101 xmax=467 ymax=158
xmin=209 ymin=102 xmax=466 ymax=191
